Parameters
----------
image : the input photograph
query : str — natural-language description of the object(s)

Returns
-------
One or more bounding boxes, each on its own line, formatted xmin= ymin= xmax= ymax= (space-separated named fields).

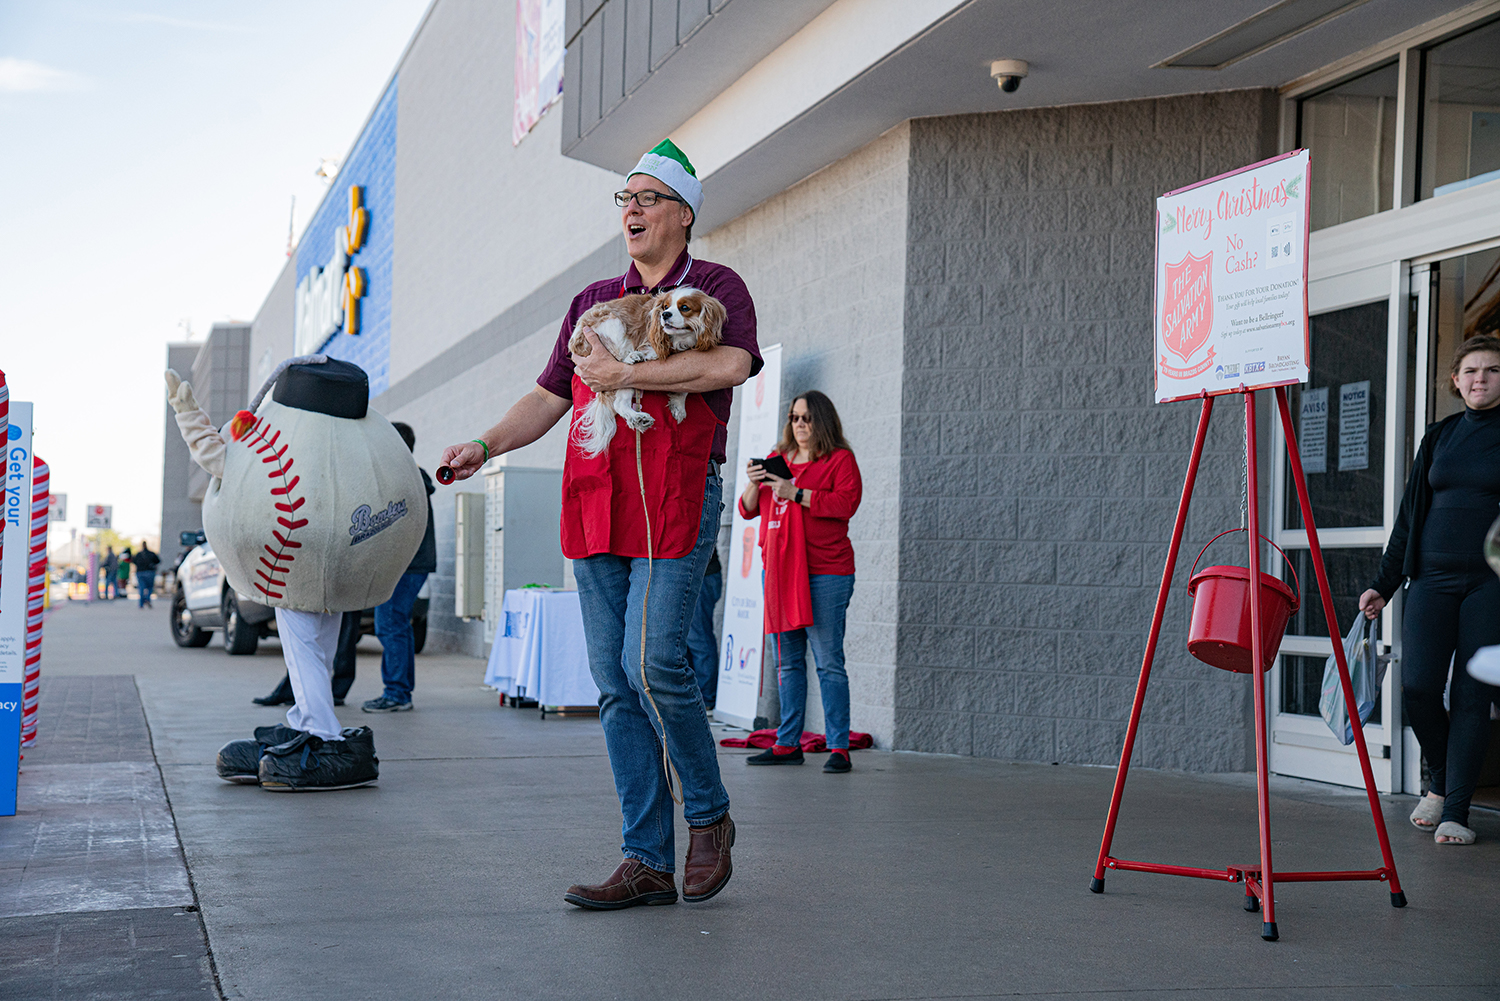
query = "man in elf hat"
xmin=443 ymin=139 xmax=759 ymax=909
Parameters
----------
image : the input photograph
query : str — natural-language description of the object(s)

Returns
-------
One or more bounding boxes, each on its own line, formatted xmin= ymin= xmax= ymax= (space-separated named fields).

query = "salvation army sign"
xmin=1154 ymin=150 xmax=1311 ymax=403
xmin=1162 ymin=252 xmax=1213 ymax=373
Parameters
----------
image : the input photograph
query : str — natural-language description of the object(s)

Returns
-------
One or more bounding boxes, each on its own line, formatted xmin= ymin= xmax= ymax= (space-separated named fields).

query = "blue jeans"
xmin=375 ymin=572 xmax=427 ymax=702
xmin=686 ymin=570 xmax=723 ymax=708
xmin=573 ymin=471 xmax=728 ymax=873
xmin=136 ymin=571 xmax=156 ymax=607
xmin=772 ymin=573 xmax=855 ymax=751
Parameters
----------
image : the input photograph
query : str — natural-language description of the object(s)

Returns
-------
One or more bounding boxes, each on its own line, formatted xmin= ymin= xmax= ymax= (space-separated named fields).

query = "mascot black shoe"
xmin=258 ymin=726 xmax=379 ymax=792
xmin=216 ymin=724 xmax=304 ymax=784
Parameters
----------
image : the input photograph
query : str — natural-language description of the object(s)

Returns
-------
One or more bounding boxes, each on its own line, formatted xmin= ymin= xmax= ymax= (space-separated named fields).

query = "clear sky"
xmin=0 ymin=0 xmax=431 ymax=549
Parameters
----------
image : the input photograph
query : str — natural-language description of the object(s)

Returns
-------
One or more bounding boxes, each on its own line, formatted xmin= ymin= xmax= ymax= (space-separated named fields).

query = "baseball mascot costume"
xmin=165 ymin=356 xmax=426 ymax=791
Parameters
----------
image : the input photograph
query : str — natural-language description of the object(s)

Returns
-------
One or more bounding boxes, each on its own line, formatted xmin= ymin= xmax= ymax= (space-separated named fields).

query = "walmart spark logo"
xmin=293 ymin=185 xmax=370 ymax=353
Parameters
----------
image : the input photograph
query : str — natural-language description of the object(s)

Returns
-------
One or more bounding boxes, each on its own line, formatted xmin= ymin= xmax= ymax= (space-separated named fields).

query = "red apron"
xmin=559 ymin=375 xmax=721 ymax=560
xmin=760 ymin=488 xmax=814 ymax=634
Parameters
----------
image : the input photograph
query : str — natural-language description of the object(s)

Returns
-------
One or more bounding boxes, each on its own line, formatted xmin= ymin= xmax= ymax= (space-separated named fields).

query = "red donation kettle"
xmin=1186 ymin=529 xmax=1301 ymax=674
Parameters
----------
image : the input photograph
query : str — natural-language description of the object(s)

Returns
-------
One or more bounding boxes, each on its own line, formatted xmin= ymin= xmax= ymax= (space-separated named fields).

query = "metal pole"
xmin=1244 ymin=389 xmax=1278 ymax=940
xmin=1274 ymin=387 xmax=1405 ymax=905
xmin=1092 ymin=394 xmax=1214 ymax=891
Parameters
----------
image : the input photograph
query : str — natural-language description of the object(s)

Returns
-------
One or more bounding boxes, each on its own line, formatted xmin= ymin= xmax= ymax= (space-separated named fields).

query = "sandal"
xmin=1434 ymin=821 xmax=1476 ymax=845
xmin=1410 ymin=795 xmax=1443 ymax=830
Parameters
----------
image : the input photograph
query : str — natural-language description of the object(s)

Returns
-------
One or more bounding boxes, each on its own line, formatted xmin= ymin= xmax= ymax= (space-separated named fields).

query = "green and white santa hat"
xmin=629 ymin=138 xmax=702 ymax=218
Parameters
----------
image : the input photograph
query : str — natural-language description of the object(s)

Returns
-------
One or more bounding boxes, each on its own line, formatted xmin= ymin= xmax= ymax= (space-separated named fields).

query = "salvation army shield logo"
xmin=1162 ymin=252 xmax=1213 ymax=363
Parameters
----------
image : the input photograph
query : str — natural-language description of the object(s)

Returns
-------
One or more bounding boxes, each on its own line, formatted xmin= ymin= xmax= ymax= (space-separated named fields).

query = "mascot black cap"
xmin=273 ymin=358 xmax=369 ymax=419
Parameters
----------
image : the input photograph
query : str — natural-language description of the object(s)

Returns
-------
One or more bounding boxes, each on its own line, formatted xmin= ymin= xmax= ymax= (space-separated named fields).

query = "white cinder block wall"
xmin=697 ymin=123 xmax=910 ymax=748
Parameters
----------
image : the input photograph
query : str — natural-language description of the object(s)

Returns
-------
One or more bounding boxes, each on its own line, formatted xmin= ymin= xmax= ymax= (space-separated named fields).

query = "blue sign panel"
xmin=1 ymin=402 xmax=34 ymax=816
xmin=295 ymin=77 xmax=398 ymax=396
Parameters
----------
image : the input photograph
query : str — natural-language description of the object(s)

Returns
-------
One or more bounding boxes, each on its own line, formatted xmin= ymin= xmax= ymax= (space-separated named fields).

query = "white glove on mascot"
xmin=167 ymin=355 xmax=425 ymax=791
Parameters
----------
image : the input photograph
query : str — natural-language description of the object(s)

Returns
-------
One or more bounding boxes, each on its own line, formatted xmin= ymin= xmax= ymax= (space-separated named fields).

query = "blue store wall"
xmin=296 ymin=77 xmax=398 ymax=396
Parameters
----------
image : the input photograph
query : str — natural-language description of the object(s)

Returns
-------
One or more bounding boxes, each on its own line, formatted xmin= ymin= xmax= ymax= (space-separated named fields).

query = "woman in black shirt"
xmin=1360 ymin=335 xmax=1500 ymax=845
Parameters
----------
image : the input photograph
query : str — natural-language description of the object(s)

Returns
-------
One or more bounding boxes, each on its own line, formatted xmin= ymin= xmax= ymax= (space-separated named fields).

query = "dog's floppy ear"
xmin=646 ymin=293 xmax=673 ymax=360
xmin=695 ymin=294 xmax=727 ymax=351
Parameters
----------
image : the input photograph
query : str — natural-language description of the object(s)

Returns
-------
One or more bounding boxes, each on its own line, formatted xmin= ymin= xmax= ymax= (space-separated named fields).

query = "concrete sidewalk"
xmin=5 ymin=598 xmax=1498 ymax=1000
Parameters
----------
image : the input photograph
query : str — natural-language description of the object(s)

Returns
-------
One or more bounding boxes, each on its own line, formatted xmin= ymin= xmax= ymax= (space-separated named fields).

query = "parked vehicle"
xmin=171 ymin=531 xmax=276 ymax=653
xmin=171 ymin=531 xmax=428 ymax=654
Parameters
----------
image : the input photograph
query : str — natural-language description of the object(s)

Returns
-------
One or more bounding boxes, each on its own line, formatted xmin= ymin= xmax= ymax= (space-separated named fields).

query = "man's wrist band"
xmin=471 ymin=438 xmax=490 ymax=461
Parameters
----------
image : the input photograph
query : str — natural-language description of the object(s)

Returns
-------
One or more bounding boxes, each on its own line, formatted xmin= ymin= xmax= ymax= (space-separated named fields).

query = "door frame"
xmin=1268 ymin=263 xmax=1408 ymax=793
xmin=1269 ymin=236 xmax=1500 ymax=792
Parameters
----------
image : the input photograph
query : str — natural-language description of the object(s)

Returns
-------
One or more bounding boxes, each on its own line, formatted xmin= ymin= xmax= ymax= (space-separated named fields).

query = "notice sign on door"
xmin=1299 ymin=387 xmax=1328 ymax=474
xmin=1338 ymin=380 xmax=1370 ymax=471
xmin=1154 ymin=149 xmax=1311 ymax=403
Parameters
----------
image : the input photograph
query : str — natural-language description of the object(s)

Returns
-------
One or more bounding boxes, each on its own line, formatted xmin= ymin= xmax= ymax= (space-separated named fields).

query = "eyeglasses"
xmin=789 ymin=414 xmax=813 ymax=425
xmin=614 ymin=189 xmax=687 ymax=209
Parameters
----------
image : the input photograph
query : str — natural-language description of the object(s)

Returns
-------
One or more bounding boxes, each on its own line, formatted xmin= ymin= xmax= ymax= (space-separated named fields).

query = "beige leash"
xmin=634 ymin=426 xmax=683 ymax=805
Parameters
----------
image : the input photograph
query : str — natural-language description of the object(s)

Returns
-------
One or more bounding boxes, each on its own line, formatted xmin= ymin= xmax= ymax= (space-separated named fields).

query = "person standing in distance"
xmin=116 ymin=547 xmax=133 ymax=600
xmin=132 ymin=542 xmax=160 ymax=608
xmin=102 ymin=547 xmax=118 ymax=600
xmin=442 ymin=139 xmax=759 ymax=909
xmin=364 ymin=421 xmax=436 ymax=713
xmin=739 ymin=392 xmax=862 ymax=772
xmin=253 ymin=612 xmax=362 ymax=707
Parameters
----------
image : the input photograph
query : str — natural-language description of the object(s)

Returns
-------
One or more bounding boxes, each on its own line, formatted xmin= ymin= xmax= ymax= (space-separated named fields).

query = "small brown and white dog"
xmin=568 ymin=286 xmax=726 ymax=456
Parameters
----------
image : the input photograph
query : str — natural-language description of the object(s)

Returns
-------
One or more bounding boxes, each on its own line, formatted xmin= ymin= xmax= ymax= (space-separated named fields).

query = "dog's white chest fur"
xmin=591 ymin=317 xmax=643 ymax=364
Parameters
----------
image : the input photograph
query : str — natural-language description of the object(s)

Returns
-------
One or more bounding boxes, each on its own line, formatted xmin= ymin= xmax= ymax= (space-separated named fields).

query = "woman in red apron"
xmin=739 ymin=391 xmax=863 ymax=773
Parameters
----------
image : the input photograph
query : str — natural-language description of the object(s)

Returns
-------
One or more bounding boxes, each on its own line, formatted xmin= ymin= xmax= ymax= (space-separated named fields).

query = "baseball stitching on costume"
xmin=238 ymin=417 xmax=307 ymax=601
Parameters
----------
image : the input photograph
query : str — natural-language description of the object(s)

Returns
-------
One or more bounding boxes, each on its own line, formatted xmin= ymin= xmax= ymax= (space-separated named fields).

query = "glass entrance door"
xmin=1407 ymin=246 xmax=1500 ymax=805
xmin=1269 ymin=301 xmax=1403 ymax=792
xmin=1270 ymin=245 xmax=1500 ymax=794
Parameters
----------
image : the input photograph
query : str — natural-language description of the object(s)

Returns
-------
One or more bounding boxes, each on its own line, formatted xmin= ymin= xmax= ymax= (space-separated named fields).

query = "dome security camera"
xmin=990 ymin=59 xmax=1029 ymax=93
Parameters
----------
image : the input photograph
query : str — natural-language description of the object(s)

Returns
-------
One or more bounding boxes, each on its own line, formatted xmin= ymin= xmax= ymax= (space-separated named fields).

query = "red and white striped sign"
xmin=22 ymin=456 xmax=47 ymax=747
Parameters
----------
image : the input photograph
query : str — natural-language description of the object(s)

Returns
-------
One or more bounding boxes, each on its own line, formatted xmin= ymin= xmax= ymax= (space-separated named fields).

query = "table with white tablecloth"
xmin=483 ymin=588 xmax=598 ymax=708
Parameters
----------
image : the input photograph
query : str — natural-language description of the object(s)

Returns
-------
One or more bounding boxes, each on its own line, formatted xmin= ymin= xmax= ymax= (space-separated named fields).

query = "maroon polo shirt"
xmin=537 ymin=248 xmax=761 ymax=462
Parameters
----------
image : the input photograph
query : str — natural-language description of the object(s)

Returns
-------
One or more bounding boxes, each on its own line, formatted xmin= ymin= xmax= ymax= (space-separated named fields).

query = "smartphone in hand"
xmin=757 ymin=455 xmax=794 ymax=480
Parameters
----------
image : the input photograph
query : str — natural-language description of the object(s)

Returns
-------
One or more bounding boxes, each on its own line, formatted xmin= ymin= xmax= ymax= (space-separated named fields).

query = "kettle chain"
xmin=1239 ymin=410 xmax=1249 ymax=531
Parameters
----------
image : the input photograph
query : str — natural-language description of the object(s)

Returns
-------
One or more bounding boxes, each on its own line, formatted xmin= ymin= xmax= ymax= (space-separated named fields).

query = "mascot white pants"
xmin=168 ymin=356 xmax=426 ymax=789
xmin=276 ymin=609 xmax=344 ymax=739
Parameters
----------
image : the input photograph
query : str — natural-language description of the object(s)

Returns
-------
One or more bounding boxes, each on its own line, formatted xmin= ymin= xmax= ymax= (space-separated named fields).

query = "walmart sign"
xmin=293 ymin=78 xmax=396 ymax=395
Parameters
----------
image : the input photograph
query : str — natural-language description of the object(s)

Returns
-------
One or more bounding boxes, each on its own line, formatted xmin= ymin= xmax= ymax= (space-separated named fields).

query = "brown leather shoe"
xmin=563 ymin=859 xmax=677 ymax=910
xmin=683 ymin=813 xmax=735 ymax=902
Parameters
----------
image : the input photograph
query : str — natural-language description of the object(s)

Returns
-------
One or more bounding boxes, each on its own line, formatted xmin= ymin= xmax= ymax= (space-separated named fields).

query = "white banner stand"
xmin=714 ymin=344 xmax=781 ymax=729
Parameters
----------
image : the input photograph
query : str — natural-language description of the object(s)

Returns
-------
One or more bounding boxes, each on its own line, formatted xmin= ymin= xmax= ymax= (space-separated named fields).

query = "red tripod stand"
xmin=1089 ymin=386 xmax=1405 ymax=941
